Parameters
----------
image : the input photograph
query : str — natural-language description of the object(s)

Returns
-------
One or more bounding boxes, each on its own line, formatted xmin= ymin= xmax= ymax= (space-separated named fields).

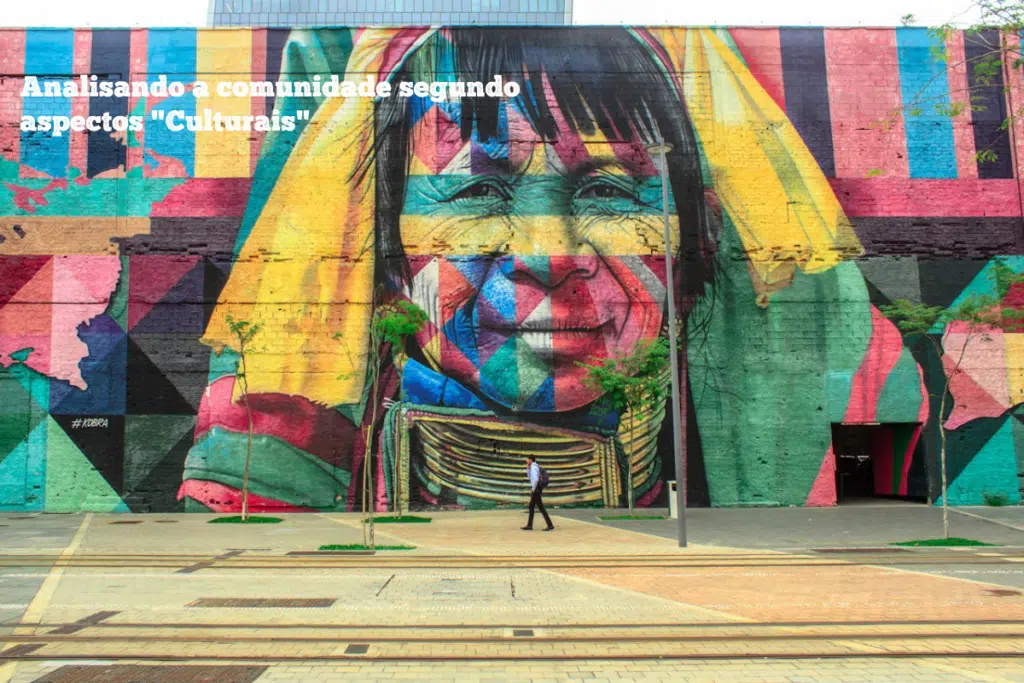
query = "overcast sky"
xmin=0 ymin=0 xmax=982 ymax=27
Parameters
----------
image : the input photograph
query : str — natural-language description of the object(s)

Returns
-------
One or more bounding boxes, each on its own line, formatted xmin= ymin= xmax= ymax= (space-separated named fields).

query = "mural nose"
xmin=504 ymin=255 xmax=599 ymax=291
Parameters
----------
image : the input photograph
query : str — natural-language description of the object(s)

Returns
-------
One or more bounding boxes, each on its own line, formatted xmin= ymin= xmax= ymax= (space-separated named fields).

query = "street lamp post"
xmin=647 ymin=138 xmax=688 ymax=549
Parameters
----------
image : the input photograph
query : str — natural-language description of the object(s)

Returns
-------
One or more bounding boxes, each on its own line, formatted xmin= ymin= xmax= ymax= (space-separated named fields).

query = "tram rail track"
xmin=2 ymin=627 xmax=1023 ymax=662
xmin=0 ymin=550 xmax=1021 ymax=571
xmin=4 ymin=617 xmax=1024 ymax=664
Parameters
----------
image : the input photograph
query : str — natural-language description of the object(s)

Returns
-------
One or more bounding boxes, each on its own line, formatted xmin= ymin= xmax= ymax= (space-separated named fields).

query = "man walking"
xmin=522 ymin=455 xmax=554 ymax=531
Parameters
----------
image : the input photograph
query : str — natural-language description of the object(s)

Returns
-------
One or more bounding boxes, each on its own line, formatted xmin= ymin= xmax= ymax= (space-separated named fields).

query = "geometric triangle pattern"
xmin=49 ymin=313 xmax=127 ymax=416
xmin=0 ymin=431 xmax=31 ymax=506
xmin=936 ymin=416 xmax=1022 ymax=506
xmin=0 ymin=237 xmax=245 ymax=512
xmin=127 ymin=428 xmax=192 ymax=512
xmin=130 ymin=257 xmax=205 ymax=334
xmin=0 ymin=371 xmax=39 ymax=463
xmin=129 ymin=333 xmax=210 ymax=411
xmin=128 ymin=255 xmax=201 ymax=332
xmin=44 ymin=416 xmax=129 ymax=513
xmin=0 ymin=418 xmax=48 ymax=509
xmin=126 ymin=336 xmax=197 ymax=415
xmin=917 ymin=258 xmax=989 ymax=311
xmin=51 ymin=413 xmax=125 ymax=498
xmin=857 ymin=256 xmax=921 ymax=305
xmin=123 ymin=414 xmax=196 ymax=512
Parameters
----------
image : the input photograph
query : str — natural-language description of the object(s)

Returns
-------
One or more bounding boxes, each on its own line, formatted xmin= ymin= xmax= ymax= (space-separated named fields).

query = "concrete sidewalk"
xmin=558 ymin=503 xmax=1024 ymax=549
xmin=2 ymin=508 xmax=1023 ymax=683
xmin=1 ymin=504 xmax=1022 ymax=556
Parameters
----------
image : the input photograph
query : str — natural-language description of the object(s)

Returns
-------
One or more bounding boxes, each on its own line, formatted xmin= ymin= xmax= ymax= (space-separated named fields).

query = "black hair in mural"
xmin=372 ymin=27 xmax=718 ymax=306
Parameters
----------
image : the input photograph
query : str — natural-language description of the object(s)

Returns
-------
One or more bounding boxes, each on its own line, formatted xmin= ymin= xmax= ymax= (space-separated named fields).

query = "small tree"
xmin=225 ymin=314 xmax=262 ymax=522
xmin=880 ymin=290 xmax=1021 ymax=538
xmin=579 ymin=338 xmax=671 ymax=512
xmin=344 ymin=296 xmax=428 ymax=547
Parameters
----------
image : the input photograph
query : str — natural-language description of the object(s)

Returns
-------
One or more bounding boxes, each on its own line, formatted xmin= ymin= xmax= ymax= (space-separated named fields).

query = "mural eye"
xmin=450 ymin=181 xmax=509 ymax=201
xmin=575 ymin=180 xmax=636 ymax=201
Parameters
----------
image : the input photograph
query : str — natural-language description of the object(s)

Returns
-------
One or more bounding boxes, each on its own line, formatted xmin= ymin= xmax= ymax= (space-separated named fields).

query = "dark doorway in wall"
xmin=831 ymin=423 xmax=924 ymax=504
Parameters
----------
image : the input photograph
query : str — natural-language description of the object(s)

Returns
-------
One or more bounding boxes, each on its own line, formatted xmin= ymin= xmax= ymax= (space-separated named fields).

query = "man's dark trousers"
xmin=526 ymin=485 xmax=553 ymax=529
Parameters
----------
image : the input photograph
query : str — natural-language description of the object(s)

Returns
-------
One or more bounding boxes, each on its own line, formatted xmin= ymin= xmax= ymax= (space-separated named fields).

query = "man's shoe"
xmin=521 ymin=526 xmax=532 ymax=530
xmin=543 ymin=526 xmax=555 ymax=531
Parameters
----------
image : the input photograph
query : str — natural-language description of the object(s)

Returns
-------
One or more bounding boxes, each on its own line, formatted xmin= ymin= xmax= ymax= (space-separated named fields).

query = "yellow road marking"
xmin=0 ymin=513 xmax=92 ymax=683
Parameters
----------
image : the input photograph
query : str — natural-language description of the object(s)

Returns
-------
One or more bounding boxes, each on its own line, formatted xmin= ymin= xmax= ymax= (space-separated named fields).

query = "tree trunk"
xmin=939 ymin=379 xmax=950 ymax=540
xmin=394 ymin=408 xmax=402 ymax=518
xmin=365 ymin=373 xmax=381 ymax=548
xmin=361 ymin=324 xmax=382 ymax=550
xmin=934 ymin=327 xmax=976 ymax=541
xmin=627 ymin=411 xmax=635 ymax=514
xmin=239 ymin=344 xmax=252 ymax=522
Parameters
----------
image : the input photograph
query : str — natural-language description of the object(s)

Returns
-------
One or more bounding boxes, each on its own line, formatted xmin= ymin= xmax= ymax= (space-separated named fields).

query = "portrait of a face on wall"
xmin=189 ymin=25 xmax=893 ymax=514
xmin=5 ymin=24 xmax=1017 ymax=516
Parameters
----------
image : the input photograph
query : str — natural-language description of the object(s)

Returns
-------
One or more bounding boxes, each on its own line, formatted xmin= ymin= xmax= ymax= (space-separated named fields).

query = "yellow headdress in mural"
xmin=202 ymin=26 xmax=862 ymax=408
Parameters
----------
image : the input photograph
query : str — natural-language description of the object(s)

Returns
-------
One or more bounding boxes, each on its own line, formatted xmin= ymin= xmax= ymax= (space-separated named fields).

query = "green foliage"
xmin=577 ymin=338 xmax=671 ymax=416
xmin=373 ymin=515 xmax=432 ymax=523
xmin=374 ymin=300 xmax=429 ymax=348
xmin=989 ymin=256 xmax=1024 ymax=302
xmin=877 ymin=300 xmax=946 ymax=337
xmin=975 ymin=149 xmax=999 ymax=164
xmin=972 ymin=55 xmax=1002 ymax=87
xmin=208 ymin=516 xmax=282 ymax=524
xmin=225 ymin=314 xmax=262 ymax=349
xmin=225 ymin=314 xmax=262 ymax=387
xmin=984 ymin=492 xmax=1011 ymax=506
xmin=890 ymin=1 xmax=1024 ymax=165
xmin=934 ymin=101 xmax=966 ymax=118
xmin=891 ymin=538 xmax=997 ymax=546
xmin=578 ymin=338 xmax=672 ymax=512
xmin=879 ymin=294 xmax=1002 ymax=339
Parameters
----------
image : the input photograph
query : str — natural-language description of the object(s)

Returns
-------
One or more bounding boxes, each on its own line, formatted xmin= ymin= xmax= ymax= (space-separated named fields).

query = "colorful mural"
xmin=1 ymin=26 xmax=1022 ymax=513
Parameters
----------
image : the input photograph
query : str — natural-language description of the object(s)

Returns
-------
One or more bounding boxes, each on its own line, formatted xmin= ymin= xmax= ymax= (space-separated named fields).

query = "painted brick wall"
xmin=1 ymin=26 xmax=1021 ymax=513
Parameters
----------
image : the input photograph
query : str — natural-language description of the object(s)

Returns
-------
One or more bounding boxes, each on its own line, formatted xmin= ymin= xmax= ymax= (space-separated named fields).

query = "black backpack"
xmin=539 ymin=466 xmax=550 ymax=488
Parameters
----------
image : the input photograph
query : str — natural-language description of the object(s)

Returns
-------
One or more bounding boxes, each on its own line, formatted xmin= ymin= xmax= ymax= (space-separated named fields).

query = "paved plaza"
xmin=0 ymin=505 xmax=1022 ymax=682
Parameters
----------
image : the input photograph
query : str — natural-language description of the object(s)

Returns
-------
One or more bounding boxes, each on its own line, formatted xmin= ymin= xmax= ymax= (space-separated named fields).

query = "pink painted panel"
xmin=943 ymin=321 xmax=1010 ymax=429
xmin=945 ymin=31 xmax=978 ymax=179
xmin=0 ymin=30 xmax=25 ymax=165
xmin=829 ymin=178 xmax=1020 ymax=216
xmin=844 ymin=307 xmax=904 ymax=424
xmin=805 ymin=445 xmax=837 ymax=507
xmin=825 ymin=29 xmax=908 ymax=179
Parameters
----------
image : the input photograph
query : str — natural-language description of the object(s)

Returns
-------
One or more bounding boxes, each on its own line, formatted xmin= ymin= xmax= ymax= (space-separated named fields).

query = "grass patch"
xmin=598 ymin=515 xmax=667 ymax=521
xmin=372 ymin=515 xmax=432 ymax=524
xmin=208 ymin=516 xmax=282 ymax=524
xmin=891 ymin=537 xmax=997 ymax=547
xmin=318 ymin=544 xmax=415 ymax=551
xmin=984 ymin=492 xmax=1011 ymax=507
